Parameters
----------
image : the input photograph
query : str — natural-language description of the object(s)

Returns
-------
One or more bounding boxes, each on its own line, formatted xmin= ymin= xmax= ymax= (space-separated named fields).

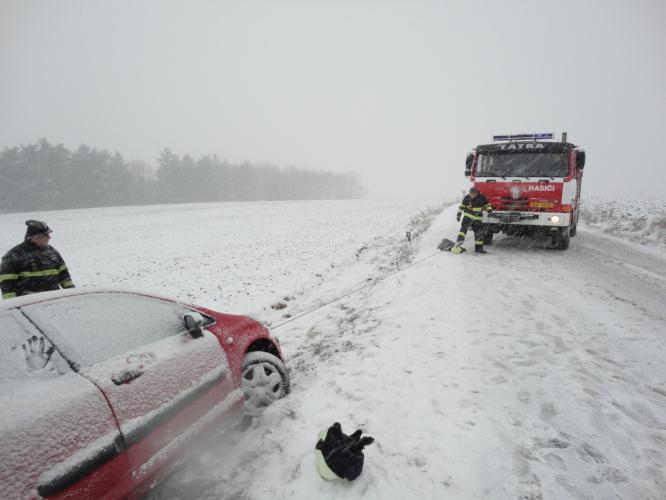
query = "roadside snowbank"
xmin=579 ymin=196 xmax=666 ymax=247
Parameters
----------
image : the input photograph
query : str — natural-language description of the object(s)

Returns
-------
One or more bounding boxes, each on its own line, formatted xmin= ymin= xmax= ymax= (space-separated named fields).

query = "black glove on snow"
xmin=314 ymin=422 xmax=374 ymax=481
xmin=456 ymin=213 xmax=461 ymax=222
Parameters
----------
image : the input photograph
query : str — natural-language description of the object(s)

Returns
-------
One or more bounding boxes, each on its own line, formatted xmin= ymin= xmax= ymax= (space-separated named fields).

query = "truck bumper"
xmin=484 ymin=211 xmax=571 ymax=227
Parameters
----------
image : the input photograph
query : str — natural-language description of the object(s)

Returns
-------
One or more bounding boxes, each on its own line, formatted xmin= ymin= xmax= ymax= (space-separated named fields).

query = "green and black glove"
xmin=314 ymin=422 xmax=374 ymax=481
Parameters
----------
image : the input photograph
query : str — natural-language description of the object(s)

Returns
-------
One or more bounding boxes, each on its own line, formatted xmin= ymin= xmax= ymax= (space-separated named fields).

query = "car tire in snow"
xmin=241 ymin=351 xmax=290 ymax=417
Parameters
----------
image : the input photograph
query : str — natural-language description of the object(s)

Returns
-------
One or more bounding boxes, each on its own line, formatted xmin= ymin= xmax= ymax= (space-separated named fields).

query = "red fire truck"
xmin=464 ymin=133 xmax=586 ymax=250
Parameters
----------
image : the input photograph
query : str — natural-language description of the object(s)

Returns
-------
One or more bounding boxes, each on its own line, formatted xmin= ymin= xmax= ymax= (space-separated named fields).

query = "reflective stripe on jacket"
xmin=1 ymin=241 xmax=74 ymax=299
xmin=457 ymin=193 xmax=493 ymax=221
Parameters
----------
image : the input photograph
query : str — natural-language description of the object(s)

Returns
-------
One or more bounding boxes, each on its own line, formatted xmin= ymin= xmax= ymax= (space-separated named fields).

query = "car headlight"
xmin=550 ymin=215 xmax=560 ymax=224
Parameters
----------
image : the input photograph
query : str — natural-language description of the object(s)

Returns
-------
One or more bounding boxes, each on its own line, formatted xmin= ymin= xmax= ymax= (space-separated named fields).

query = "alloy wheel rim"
xmin=241 ymin=362 xmax=283 ymax=413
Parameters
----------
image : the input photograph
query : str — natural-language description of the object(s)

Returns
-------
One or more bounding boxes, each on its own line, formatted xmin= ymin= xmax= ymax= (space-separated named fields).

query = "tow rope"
xmin=272 ymin=250 xmax=441 ymax=330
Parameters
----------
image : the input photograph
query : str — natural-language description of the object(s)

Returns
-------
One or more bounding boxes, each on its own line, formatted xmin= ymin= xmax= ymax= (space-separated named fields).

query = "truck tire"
xmin=570 ymin=210 xmax=580 ymax=237
xmin=555 ymin=228 xmax=570 ymax=250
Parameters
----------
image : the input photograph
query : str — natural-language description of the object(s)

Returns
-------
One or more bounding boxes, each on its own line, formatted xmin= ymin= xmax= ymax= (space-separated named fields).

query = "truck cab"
xmin=465 ymin=133 xmax=586 ymax=250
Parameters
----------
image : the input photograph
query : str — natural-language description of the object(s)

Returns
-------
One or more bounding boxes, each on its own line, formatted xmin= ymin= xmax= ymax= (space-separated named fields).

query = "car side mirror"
xmin=576 ymin=150 xmax=585 ymax=169
xmin=184 ymin=313 xmax=204 ymax=338
xmin=465 ymin=153 xmax=474 ymax=177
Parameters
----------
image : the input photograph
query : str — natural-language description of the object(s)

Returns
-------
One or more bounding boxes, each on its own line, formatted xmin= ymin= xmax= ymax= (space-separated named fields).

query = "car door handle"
xmin=112 ymin=368 xmax=144 ymax=385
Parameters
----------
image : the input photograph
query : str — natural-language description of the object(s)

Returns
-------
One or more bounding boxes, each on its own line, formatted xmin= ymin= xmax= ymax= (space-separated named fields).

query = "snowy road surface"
xmin=1 ymin=201 xmax=664 ymax=499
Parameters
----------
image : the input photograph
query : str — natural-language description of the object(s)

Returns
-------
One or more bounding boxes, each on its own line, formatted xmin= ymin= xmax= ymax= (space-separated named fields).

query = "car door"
xmin=0 ymin=308 xmax=131 ymax=499
xmin=21 ymin=292 xmax=240 ymax=492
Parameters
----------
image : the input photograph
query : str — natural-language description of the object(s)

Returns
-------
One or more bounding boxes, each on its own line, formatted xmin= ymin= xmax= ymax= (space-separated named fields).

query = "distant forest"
xmin=0 ymin=138 xmax=365 ymax=213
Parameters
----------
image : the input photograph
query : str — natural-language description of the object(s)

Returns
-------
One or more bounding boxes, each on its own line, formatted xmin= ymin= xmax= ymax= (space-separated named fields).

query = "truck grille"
xmin=494 ymin=197 xmax=554 ymax=212
xmin=498 ymin=196 xmax=529 ymax=211
xmin=489 ymin=212 xmax=539 ymax=223
xmin=499 ymin=212 xmax=524 ymax=222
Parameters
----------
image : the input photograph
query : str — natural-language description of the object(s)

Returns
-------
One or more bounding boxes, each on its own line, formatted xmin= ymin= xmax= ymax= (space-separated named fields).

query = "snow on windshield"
xmin=22 ymin=293 xmax=194 ymax=366
xmin=477 ymin=153 xmax=569 ymax=177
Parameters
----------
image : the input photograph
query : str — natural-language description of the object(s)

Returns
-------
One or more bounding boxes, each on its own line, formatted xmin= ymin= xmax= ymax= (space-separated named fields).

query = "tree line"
xmin=0 ymin=138 xmax=365 ymax=213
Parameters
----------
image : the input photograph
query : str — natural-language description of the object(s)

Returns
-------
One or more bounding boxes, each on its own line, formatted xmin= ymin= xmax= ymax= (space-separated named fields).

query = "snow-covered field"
xmin=1 ymin=199 xmax=665 ymax=500
xmin=580 ymin=197 xmax=666 ymax=248
xmin=0 ymin=200 xmax=439 ymax=316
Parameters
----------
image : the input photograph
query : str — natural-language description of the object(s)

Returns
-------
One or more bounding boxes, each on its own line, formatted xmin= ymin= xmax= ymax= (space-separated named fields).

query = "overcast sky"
xmin=1 ymin=0 xmax=664 ymax=200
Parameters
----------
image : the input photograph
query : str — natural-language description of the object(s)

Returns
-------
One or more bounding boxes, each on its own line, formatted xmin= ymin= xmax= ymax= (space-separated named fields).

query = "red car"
xmin=0 ymin=289 xmax=289 ymax=499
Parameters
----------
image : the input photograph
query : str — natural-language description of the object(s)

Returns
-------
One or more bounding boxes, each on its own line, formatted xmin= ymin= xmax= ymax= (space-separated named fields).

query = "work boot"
xmin=475 ymin=248 xmax=487 ymax=254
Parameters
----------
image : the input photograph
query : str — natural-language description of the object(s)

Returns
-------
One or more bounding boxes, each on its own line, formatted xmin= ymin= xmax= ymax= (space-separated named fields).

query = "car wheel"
xmin=241 ymin=351 xmax=290 ymax=417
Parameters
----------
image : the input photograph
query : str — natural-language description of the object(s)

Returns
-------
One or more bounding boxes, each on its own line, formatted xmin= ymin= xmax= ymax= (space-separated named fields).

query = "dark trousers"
xmin=457 ymin=218 xmax=486 ymax=250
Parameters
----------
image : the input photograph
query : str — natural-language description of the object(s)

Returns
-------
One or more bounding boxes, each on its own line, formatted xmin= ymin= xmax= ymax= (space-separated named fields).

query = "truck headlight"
xmin=550 ymin=215 xmax=560 ymax=224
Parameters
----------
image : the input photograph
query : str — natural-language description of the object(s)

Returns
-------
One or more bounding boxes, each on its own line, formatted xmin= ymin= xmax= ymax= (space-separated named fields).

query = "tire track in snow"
xmin=463 ymin=228 xmax=666 ymax=499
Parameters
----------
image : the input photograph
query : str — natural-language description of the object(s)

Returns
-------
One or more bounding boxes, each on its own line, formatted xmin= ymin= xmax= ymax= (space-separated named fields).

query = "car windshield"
xmin=476 ymin=152 xmax=569 ymax=177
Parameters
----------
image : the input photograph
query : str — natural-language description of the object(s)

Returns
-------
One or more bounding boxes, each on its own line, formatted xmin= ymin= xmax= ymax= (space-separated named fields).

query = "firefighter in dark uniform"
xmin=0 ymin=220 xmax=75 ymax=300
xmin=455 ymin=187 xmax=493 ymax=253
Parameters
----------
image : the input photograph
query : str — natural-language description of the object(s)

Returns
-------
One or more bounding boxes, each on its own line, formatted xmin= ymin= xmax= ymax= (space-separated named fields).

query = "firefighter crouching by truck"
xmin=454 ymin=187 xmax=493 ymax=254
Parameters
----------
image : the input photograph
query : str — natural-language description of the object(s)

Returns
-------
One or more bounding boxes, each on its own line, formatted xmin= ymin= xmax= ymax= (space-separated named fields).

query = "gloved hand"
xmin=315 ymin=422 xmax=374 ymax=481
xmin=456 ymin=213 xmax=461 ymax=222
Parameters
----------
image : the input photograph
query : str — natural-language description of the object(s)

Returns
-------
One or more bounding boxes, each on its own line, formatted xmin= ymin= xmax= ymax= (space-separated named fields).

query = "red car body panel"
xmin=121 ymin=381 xmax=243 ymax=499
xmin=197 ymin=308 xmax=281 ymax=383
xmin=0 ymin=289 xmax=285 ymax=499
xmin=1 ymin=370 xmax=133 ymax=500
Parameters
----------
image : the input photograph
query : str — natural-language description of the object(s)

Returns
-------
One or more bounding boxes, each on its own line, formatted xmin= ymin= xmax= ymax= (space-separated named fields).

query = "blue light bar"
xmin=493 ymin=133 xmax=553 ymax=141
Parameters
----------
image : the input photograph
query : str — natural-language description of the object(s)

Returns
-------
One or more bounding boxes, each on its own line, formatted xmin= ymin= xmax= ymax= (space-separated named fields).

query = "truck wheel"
xmin=555 ymin=228 xmax=570 ymax=250
xmin=570 ymin=224 xmax=577 ymax=237
xmin=241 ymin=351 xmax=290 ymax=417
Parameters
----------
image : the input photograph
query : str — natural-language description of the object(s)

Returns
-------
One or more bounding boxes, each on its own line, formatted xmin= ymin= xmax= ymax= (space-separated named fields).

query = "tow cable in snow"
xmin=271 ymin=249 xmax=441 ymax=330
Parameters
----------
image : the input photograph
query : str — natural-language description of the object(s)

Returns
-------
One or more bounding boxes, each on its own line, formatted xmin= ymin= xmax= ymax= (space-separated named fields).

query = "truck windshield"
xmin=476 ymin=153 xmax=569 ymax=177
